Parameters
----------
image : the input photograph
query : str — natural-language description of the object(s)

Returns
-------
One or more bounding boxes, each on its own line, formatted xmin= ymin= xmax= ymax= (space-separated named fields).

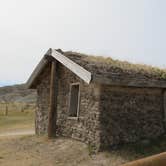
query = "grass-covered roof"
xmin=64 ymin=51 xmax=166 ymax=81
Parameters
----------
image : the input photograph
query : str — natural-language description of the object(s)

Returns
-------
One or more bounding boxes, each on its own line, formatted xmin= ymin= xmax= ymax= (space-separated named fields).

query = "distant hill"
xmin=0 ymin=84 xmax=36 ymax=104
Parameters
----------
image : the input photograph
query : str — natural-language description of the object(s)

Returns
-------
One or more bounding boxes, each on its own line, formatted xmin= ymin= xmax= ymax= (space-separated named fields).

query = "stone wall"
xmin=56 ymin=63 xmax=101 ymax=150
xmin=35 ymin=61 xmax=166 ymax=151
xmin=35 ymin=62 xmax=101 ymax=150
xmin=36 ymin=64 xmax=51 ymax=135
xmin=99 ymin=86 xmax=165 ymax=149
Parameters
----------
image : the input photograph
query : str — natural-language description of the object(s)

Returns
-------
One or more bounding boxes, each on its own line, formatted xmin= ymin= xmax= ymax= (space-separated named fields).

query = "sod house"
xmin=27 ymin=48 xmax=166 ymax=151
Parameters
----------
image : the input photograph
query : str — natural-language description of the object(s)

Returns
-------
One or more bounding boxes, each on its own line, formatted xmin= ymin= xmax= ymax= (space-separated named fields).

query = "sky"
xmin=0 ymin=0 xmax=166 ymax=87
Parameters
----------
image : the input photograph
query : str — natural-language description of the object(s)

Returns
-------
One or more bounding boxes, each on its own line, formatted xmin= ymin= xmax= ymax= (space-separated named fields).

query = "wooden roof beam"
xmin=51 ymin=49 xmax=92 ymax=84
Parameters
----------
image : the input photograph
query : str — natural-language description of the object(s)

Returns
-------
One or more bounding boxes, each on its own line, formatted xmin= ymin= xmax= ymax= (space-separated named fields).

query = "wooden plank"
xmin=48 ymin=61 xmax=58 ymax=138
xmin=26 ymin=57 xmax=48 ymax=89
xmin=27 ymin=48 xmax=166 ymax=89
xmin=26 ymin=49 xmax=52 ymax=89
xmin=122 ymin=152 xmax=166 ymax=166
xmin=51 ymin=49 xmax=92 ymax=84
xmin=163 ymin=91 xmax=166 ymax=129
xmin=26 ymin=48 xmax=92 ymax=89
xmin=93 ymin=75 xmax=166 ymax=88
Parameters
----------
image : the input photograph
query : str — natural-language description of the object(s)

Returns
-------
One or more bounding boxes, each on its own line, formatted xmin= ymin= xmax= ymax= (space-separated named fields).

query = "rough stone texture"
xmin=56 ymin=63 xmax=101 ymax=150
xmin=35 ymin=62 xmax=101 ymax=150
xmin=34 ymin=61 xmax=166 ymax=151
xmin=35 ymin=64 xmax=51 ymax=135
xmin=99 ymin=86 xmax=165 ymax=149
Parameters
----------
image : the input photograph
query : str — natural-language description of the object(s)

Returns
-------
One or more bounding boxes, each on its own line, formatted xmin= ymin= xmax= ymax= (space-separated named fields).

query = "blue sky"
xmin=0 ymin=0 xmax=166 ymax=87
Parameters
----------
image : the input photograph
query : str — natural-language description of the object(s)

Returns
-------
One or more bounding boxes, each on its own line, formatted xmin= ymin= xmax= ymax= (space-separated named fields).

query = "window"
xmin=69 ymin=83 xmax=80 ymax=117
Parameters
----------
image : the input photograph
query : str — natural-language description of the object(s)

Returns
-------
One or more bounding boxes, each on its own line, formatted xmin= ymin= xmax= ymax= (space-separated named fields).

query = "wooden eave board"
xmin=51 ymin=49 xmax=92 ymax=84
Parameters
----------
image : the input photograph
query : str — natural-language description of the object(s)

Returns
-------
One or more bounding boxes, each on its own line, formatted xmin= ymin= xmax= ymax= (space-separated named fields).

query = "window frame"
xmin=68 ymin=82 xmax=80 ymax=118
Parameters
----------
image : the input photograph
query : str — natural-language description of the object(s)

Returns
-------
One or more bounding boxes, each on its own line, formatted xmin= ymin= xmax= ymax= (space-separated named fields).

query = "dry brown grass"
xmin=0 ymin=109 xmax=34 ymax=133
xmin=86 ymin=56 xmax=166 ymax=78
xmin=65 ymin=51 xmax=166 ymax=79
xmin=0 ymin=135 xmax=133 ymax=166
xmin=0 ymin=135 xmax=166 ymax=166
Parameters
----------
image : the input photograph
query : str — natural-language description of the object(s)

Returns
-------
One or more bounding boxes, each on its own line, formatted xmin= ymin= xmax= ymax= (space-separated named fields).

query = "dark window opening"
xmin=69 ymin=84 xmax=80 ymax=117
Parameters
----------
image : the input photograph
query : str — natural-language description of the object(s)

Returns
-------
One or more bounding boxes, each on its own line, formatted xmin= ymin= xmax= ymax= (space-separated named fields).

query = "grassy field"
xmin=0 ymin=109 xmax=34 ymax=133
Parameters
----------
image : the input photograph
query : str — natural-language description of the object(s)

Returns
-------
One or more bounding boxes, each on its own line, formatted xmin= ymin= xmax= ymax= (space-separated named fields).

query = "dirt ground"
xmin=0 ymin=129 xmax=34 ymax=137
xmin=0 ymin=110 xmax=166 ymax=165
xmin=1 ymin=134 xmax=166 ymax=166
xmin=0 ymin=135 xmax=133 ymax=166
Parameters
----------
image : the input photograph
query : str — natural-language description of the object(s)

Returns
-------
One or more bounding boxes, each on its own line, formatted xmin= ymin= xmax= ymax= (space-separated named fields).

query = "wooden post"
xmin=48 ymin=61 xmax=58 ymax=138
xmin=163 ymin=90 xmax=166 ymax=131
xmin=5 ymin=103 xmax=8 ymax=116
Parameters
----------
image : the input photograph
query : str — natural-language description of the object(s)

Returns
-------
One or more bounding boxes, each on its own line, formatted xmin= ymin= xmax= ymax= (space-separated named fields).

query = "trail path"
xmin=0 ymin=129 xmax=35 ymax=137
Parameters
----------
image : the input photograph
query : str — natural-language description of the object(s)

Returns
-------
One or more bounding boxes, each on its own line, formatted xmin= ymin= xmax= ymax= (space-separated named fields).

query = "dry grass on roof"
xmin=65 ymin=51 xmax=166 ymax=80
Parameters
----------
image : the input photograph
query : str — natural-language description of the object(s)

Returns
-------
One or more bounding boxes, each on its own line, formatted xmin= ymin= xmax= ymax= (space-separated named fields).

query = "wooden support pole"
xmin=5 ymin=103 xmax=8 ymax=116
xmin=48 ymin=61 xmax=58 ymax=138
xmin=122 ymin=152 xmax=166 ymax=166
xmin=163 ymin=90 xmax=166 ymax=131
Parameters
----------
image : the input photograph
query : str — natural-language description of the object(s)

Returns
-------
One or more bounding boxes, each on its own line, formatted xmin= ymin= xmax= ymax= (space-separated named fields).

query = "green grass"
xmin=0 ymin=110 xmax=34 ymax=132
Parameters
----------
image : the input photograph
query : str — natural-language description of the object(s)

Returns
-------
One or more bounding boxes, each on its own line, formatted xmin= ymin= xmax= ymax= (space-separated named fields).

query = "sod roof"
xmin=64 ymin=51 xmax=166 ymax=81
xmin=27 ymin=49 xmax=166 ymax=89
